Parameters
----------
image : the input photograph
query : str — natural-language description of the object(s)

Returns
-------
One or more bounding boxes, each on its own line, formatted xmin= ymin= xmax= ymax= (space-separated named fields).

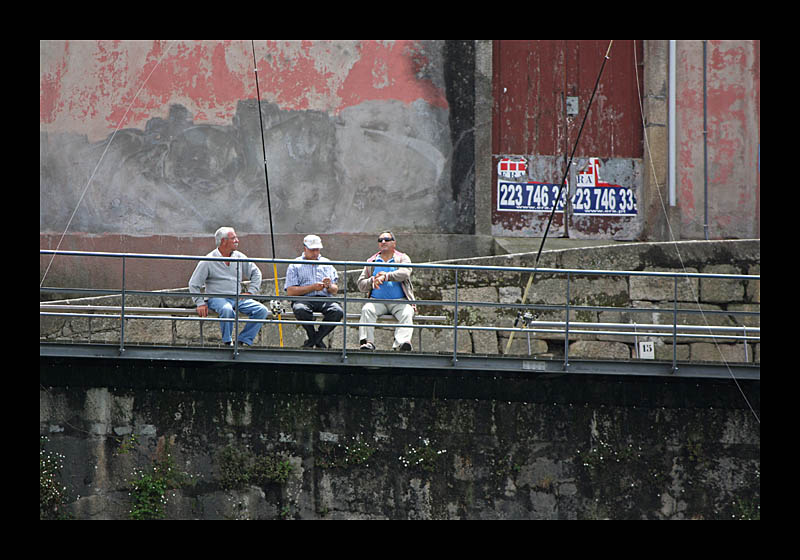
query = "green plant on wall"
xmin=316 ymin=434 xmax=377 ymax=469
xmin=217 ymin=445 xmax=293 ymax=490
xmin=128 ymin=437 xmax=191 ymax=520
xmin=399 ymin=437 xmax=447 ymax=473
xmin=115 ymin=433 xmax=139 ymax=456
xmin=40 ymin=436 xmax=70 ymax=520
xmin=731 ymin=496 xmax=760 ymax=520
xmin=129 ymin=466 xmax=169 ymax=520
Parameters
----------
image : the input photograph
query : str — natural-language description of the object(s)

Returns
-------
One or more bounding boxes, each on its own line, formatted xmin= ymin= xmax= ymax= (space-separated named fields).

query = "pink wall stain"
xmin=40 ymin=40 xmax=449 ymax=141
xmin=335 ymin=40 xmax=448 ymax=111
xmin=675 ymin=40 xmax=758 ymax=237
xmin=40 ymin=41 xmax=68 ymax=124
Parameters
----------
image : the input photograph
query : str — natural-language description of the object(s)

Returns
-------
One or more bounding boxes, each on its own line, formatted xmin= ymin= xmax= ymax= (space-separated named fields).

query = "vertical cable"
xmin=250 ymin=40 xmax=284 ymax=346
xmin=506 ymin=40 xmax=613 ymax=354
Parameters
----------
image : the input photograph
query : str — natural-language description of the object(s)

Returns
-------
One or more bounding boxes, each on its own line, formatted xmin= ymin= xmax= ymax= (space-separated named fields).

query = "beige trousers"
xmin=358 ymin=300 xmax=414 ymax=348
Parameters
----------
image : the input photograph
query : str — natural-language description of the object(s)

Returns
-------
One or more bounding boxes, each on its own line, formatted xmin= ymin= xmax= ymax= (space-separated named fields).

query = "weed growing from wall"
xmin=731 ymin=496 xmax=760 ymax=520
xmin=115 ymin=433 xmax=139 ymax=456
xmin=40 ymin=437 xmax=70 ymax=520
xmin=129 ymin=467 xmax=169 ymax=520
xmin=399 ymin=437 xmax=447 ymax=473
xmin=217 ymin=445 xmax=293 ymax=490
xmin=127 ymin=437 xmax=191 ymax=520
xmin=316 ymin=434 xmax=377 ymax=469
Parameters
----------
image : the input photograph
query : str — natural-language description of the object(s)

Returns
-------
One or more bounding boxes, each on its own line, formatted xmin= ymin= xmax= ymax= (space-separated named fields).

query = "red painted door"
xmin=492 ymin=40 xmax=643 ymax=238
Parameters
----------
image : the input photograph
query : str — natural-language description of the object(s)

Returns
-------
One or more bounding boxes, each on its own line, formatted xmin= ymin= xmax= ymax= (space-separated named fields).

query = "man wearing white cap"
xmin=284 ymin=234 xmax=343 ymax=348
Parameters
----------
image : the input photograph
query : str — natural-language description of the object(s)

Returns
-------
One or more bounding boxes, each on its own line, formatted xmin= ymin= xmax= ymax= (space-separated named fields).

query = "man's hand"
xmin=286 ymin=282 xmax=335 ymax=296
xmin=197 ymin=304 xmax=209 ymax=317
xmin=373 ymin=272 xmax=387 ymax=289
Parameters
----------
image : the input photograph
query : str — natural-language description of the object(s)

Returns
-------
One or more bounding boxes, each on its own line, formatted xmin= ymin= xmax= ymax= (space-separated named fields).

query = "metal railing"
xmin=40 ymin=249 xmax=760 ymax=370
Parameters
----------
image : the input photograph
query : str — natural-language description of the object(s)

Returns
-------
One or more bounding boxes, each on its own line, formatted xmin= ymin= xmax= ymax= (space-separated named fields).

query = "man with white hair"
xmin=188 ymin=227 xmax=269 ymax=347
xmin=284 ymin=234 xmax=343 ymax=348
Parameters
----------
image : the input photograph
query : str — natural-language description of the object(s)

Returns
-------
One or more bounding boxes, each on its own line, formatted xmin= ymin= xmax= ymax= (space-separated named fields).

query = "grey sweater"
xmin=188 ymin=249 xmax=262 ymax=307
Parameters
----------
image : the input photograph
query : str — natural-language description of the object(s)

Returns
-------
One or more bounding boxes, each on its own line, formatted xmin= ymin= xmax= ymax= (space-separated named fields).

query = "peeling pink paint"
xmin=675 ymin=40 xmax=759 ymax=238
xmin=335 ymin=41 xmax=448 ymax=111
xmin=104 ymin=40 xmax=250 ymax=131
xmin=40 ymin=40 xmax=449 ymax=141
xmin=40 ymin=41 xmax=68 ymax=124
xmin=254 ymin=40 xmax=337 ymax=111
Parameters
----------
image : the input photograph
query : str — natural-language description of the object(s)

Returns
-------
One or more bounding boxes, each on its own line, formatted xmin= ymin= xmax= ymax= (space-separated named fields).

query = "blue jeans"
xmin=207 ymin=297 xmax=269 ymax=345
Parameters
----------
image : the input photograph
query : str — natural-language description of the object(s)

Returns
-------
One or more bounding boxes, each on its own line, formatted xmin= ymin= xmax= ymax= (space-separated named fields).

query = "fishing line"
xmin=505 ymin=40 xmax=613 ymax=353
xmin=632 ymin=40 xmax=759 ymax=424
xmin=250 ymin=40 xmax=284 ymax=346
xmin=40 ymin=40 xmax=177 ymax=288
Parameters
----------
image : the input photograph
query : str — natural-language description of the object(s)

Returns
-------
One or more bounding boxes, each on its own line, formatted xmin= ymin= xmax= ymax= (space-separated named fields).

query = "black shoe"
xmin=399 ymin=342 xmax=412 ymax=352
xmin=359 ymin=341 xmax=376 ymax=351
xmin=315 ymin=339 xmax=327 ymax=349
xmin=302 ymin=339 xmax=316 ymax=349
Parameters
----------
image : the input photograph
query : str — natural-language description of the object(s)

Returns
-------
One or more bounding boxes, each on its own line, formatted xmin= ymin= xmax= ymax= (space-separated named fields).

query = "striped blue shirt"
xmin=284 ymin=255 xmax=339 ymax=297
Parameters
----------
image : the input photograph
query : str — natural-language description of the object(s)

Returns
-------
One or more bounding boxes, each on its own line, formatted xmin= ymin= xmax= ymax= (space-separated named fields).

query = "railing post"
xmin=233 ymin=260 xmax=240 ymax=358
xmin=672 ymin=275 xmax=678 ymax=373
xmin=119 ymin=255 xmax=126 ymax=354
xmin=743 ymin=325 xmax=749 ymax=362
xmin=453 ymin=268 xmax=459 ymax=364
xmin=342 ymin=263 xmax=347 ymax=361
xmin=564 ymin=272 xmax=570 ymax=370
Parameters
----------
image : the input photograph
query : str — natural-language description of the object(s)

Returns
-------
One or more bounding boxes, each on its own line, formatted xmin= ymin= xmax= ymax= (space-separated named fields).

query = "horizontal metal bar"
xmin=40 ymin=249 xmax=760 ymax=281
xmin=39 ymin=304 xmax=446 ymax=321
xmin=528 ymin=320 xmax=759 ymax=334
xmin=40 ymin=312 xmax=759 ymax=343
xmin=42 ymin=306 xmax=754 ymax=332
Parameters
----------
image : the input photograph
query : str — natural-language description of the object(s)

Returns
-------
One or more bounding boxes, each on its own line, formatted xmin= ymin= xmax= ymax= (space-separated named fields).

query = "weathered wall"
xmin=40 ymin=40 xmax=481 ymax=288
xmin=491 ymin=40 xmax=645 ymax=240
xmin=40 ymin=40 xmax=760 ymax=293
xmin=676 ymin=40 xmax=760 ymax=239
xmin=39 ymin=358 xmax=760 ymax=520
xmin=489 ymin=40 xmax=760 ymax=242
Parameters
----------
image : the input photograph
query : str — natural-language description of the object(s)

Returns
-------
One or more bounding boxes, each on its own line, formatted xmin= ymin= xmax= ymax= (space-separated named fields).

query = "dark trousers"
xmin=292 ymin=298 xmax=344 ymax=344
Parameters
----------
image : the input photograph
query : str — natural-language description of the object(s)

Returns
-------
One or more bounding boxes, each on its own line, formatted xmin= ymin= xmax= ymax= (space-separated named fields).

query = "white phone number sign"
xmin=497 ymin=180 xmax=637 ymax=216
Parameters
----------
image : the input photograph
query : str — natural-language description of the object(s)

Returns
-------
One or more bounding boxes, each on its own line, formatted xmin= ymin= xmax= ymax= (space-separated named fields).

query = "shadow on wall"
xmin=40 ymin=99 xmax=462 ymax=237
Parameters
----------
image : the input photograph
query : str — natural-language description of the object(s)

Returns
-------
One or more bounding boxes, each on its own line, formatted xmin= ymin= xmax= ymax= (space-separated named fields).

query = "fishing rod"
xmin=251 ymin=40 xmax=284 ymax=347
xmin=505 ymin=40 xmax=613 ymax=354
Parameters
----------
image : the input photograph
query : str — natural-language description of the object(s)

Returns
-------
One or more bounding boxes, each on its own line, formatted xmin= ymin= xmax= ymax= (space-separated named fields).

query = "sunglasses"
xmin=378 ymin=237 xmax=394 ymax=242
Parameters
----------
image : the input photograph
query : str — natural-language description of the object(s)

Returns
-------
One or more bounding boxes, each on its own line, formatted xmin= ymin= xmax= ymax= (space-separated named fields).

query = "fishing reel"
xmin=515 ymin=310 xmax=536 ymax=328
xmin=268 ymin=300 xmax=288 ymax=316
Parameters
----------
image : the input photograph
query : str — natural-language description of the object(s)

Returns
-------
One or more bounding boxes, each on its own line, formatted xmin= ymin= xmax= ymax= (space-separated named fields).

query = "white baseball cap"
xmin=303 ymin=234 xmax=323 ymax=249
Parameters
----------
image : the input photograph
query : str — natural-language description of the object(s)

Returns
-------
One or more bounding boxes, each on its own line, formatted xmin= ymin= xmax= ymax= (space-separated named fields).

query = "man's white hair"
xmin=215 ymin=227 xmax=235 ymax=248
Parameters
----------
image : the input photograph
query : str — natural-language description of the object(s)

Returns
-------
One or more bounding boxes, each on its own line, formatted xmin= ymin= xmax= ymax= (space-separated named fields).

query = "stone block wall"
xmin=40 ymin=359 xmax=760 ymax=520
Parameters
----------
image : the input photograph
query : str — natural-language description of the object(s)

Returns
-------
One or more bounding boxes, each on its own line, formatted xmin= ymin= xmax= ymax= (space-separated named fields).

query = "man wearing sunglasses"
xmin=356 ymin=231 xmax=416 ymax=351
